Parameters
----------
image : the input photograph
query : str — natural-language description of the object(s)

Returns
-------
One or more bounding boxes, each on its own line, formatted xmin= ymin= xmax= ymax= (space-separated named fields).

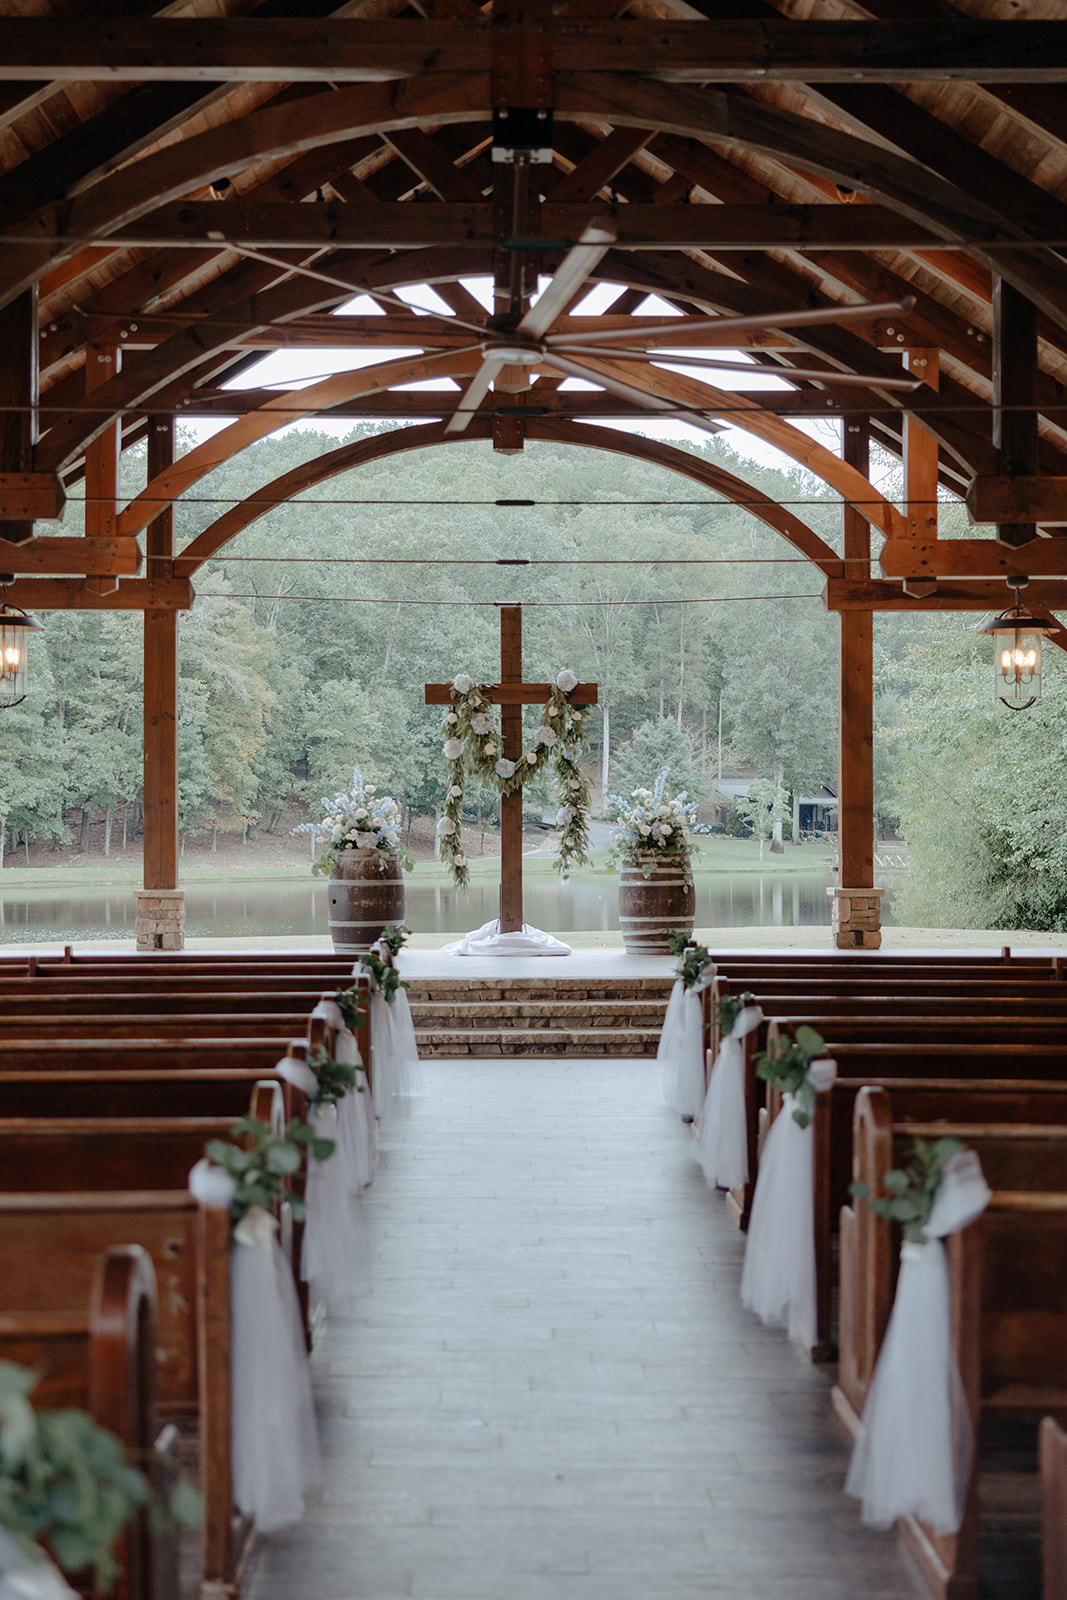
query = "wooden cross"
xmin=425 ymin=604 xmax=598 ymax=933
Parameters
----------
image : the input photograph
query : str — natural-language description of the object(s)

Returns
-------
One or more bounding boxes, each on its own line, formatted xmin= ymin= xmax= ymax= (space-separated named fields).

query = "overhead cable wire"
xmin=193 ymin=591 xmax=824 ymax=607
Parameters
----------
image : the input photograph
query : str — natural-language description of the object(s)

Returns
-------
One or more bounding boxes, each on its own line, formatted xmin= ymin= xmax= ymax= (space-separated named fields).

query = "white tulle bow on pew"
xmin=740 ymin=1058 xmax=837 ymax=1349
xmin=0 ymin=1529 xmax=78 ymax=1600
xmin=660 ymin=959 xmax=717 ymax=1120
xmin=275 ymin=1052 xmax=368 ymax=1310
xmin=309 ymin=998 xmax=345 ymax=1031
xmin=846 ymin=1150 xmax=992 ymax=1534
xmin=333 ymin=1026 xmax=377 ymax=1191
xmin=695 ymin=1004 xmax=763 ymax=1190
xmin=188 ymin=1163 xmax=320 ymax=1533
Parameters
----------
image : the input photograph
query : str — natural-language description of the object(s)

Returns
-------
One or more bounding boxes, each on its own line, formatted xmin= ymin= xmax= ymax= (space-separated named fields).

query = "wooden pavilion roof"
xmin=3 ymin=0 xmax=1067 ymax=613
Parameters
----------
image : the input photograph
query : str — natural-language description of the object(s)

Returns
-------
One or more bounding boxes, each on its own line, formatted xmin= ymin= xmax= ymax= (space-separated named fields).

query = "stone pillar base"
xmin=827 ymin=885 xmax=885 ymax=950
xmin=135 ymin=889 xmax=186 ymax=951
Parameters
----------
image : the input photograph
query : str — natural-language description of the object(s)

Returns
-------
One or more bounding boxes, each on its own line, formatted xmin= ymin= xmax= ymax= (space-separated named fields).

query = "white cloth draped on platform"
xmin=660 ymin=962 xmax=716 ymax=1120
xmin=441 ymin=918 xmax=571 ymax=957
xmin=845 ymin=1151 xmax=992 ymax=1534
xmin=694 ymin=1005 xmax=763 ymax=1190
xmin=739 ymin=1061 xmax=837 ymax=1349
xmin=300 ymin=1103 xmax=368 ymax=1312
xmin=187 ymin=1165 xmax=320 ymax=1534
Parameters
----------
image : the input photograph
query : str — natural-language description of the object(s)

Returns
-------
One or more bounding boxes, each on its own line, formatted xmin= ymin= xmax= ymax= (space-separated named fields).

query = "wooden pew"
xmin=1041 ymin=1417 xmax=1067 ymax=1600
xmin=836 ymin=1084 xmax=1067 ymax=1427
xmin=900 ymin=1195 xmax=1067 ymax=1599
xmin=0 ymin=1244 xmax=171 ymax=1600
xmin=0 ymin=1081 xmax=287 ymax=1598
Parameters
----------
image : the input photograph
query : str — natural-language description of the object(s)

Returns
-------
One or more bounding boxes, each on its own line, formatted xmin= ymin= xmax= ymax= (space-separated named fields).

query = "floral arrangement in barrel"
xmin=436 ymin=670 xmax=592 ymax=889
xmin=607 ymin=766 xmax=699 ymax=886
xmin=297 ymin=768 xmax=414 ymax=877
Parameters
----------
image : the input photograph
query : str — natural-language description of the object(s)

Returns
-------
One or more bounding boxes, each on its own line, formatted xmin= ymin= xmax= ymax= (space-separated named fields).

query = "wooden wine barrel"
xmin=618 ymin=856 xmax=695 ymax=953
xmin=327 ymin=849 xmax=406 ymax=954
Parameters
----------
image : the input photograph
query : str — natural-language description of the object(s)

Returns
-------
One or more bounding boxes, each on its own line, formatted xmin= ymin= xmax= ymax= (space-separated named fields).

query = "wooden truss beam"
xmin=0 ymin=536 xmax=141 ymax=576
xmin=825 ymin=577 xmax=1067 ymax=611
xmin=5 ymin=19 xmax=1067 ymax=84
xmin=3 ymin=578 xmax=191 ymax=610
xmin=33 ymin=200 xmax=1067 ymax=253
xmin=879 ymin=538 xmax=1067 ymax=583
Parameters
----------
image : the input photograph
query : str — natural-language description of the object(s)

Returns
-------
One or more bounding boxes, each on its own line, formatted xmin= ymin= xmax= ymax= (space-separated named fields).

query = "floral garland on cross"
xmin=436 ymin=670 xmax=592 ymax=889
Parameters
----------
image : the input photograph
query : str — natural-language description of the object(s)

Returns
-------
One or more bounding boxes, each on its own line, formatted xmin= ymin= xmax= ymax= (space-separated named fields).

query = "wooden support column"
xmin=902 ymin=348 xmax=939 ymax=596
xmin=993 ymin=277 xmax=1039 ymax=548
xmin=0 ymin=288 xmax=38 ymax=547
xmin=138 ymin=415 xmax=184 ymax=951
xmin=499 ymin=605 xmax=524 ymax=933
xmin=83 ymin=342 xmax=120 ymax=594
xmin=831 ymin=416 xmax=884 ymax=950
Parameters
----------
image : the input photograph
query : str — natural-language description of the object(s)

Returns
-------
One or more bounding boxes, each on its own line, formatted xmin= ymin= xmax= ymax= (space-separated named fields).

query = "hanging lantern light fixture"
xmin=976 ymin=578 xmax=1046 ymax=712
xmin=0 ymin=586 xmax=44 ymax=710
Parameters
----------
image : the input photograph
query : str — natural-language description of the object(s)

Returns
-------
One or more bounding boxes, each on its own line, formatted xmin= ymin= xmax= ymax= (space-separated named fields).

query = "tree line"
xmin=1 ymin=419 xmax=1063 ymax=930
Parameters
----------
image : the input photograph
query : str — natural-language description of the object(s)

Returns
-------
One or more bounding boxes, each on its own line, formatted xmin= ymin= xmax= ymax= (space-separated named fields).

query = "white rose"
xmin=535 ymin=725 xmax=557 ymax=747
xmin=571 ymin=709 xmax=583 ymax=721
xmin=556 ymin=669 xmax=578 ymax=693
xmin=484 ymin=743 xmax=496 ymax=757
xmin=449 ymin=785 xmax=463 ymax=798
xmin=525 ymin=751 xmax=538 ymax=765
xmin=471 ymin=712 xmax=492 ymax=735
xmin=454 ymin=853 xmax=467 ymax=868
xmin=436 ymin=817 xmax=456 ymax=836
xmin=445 ymin=712 xmax=459 ymax=725
xmin=346 ymin=828 xmax=360 ymax=841
xmin=355 ymin=808 xmax=367 ymax=820
xmin=661 ymin=824 xmax=673 ymax=835
xmin=569 ymin=779 xmax=581 ymax=791
xmin=453 ymin=674 xmax=474 ymax=694
xmin=365 ymin=785 xmax=376 ymax=794
xmin=495 ymin=758 xmax=516 ymax=779
xmin=639 ymin=823 xmax=652 ymax=837
xmin=443 ymin=738 xmax=464 ymax=760
xmin=331 ymin=826 xmax=344 ymax=840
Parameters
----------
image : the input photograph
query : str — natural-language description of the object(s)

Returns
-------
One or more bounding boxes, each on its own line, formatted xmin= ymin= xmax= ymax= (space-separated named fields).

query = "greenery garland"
xmin=850 ymin=1135 xmax=965 ymax=1245
xmin=436 ymin=671 xmax=592 ymax=889
xmin=756 ymin=1024 xmax=828 ymax=1130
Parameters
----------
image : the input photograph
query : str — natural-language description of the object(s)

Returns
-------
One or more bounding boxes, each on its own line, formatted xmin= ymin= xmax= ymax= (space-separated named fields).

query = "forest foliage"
xmin=2 ymin=419 xmax=1065 ymax=929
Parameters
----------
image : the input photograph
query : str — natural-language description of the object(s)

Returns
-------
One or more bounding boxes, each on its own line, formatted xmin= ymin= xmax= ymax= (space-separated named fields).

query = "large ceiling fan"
xmin=444 ymin=219 xmax=921 ymax=435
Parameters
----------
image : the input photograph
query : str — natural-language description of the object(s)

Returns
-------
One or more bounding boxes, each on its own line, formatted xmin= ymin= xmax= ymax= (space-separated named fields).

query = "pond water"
xmin=0 ymin=871 xmax=898 ymax=944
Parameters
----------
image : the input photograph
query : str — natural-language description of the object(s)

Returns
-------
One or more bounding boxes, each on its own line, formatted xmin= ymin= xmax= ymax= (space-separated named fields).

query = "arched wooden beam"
xmin=119 ymin=344 xmax=903 ymax=543
xmin=172 ymin=416 xmax=841 ymax=580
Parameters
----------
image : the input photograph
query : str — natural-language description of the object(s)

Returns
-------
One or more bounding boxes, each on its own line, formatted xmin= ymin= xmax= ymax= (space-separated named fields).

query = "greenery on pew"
xmin=0 ymin=1360 xmax=202 ymax=1594
xmin=714 ymin=989 xmax=755 ymax=1036
xmin=378 ymin=922 xmax=411 ymax=956
xmin=206 ymin=1117 xmax=335 ymax=1224
xmin=358 ymin=950 xmax=410 ymax=1005
xmin=307 ymin=1045 xmax=365 ymax=1106
xmin=332 ymin=987 xmax=367 ymax=1035
xmin=666 ymin=929 xmax=713 ymax=989
xmin=756 ymin=1025 xmax=827 ymax=1131
xmin=851 ymin=1136 xmax=964 ymax=1245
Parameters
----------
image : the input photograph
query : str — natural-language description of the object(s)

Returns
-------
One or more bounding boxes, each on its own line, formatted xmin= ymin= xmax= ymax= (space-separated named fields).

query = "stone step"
xmin=415 ymin=1026 xmax=662 ymax=1058
xmin=409 ymin=999 xmax=668 ymax=1030
xmin=405 ymin=978 xmax=673 ymax=1003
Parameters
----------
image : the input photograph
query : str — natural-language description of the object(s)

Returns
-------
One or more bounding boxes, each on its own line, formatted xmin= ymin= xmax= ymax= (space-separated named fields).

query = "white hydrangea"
xmin=436 ymin=817 xmax=456 ymax=836
xmin=535 ymin=725 xmax=557 ymax=747
xmin=346 ymin=827 xmax=360 ymax=841
xmin=495 ymin=758 xmax=516 ymax=779
xmin=556 ymin=805 xmax=577 ymax=826
xmin=356 ymin=832 xmax=377 ymax=848
xmin=453 ymin=673 xmax=474 ymax=694
xmin=443 ymin=738 xmax=464 ymax=760
xmin=556 ymin=669 xmax=578 ymax=693
xmin=470 ymin=712 xmax=492 ymax=735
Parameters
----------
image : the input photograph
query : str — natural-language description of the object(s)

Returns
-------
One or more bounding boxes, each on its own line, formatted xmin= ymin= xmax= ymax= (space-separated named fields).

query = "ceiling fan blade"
xmin=539 ymin=352 xmax=723 ymax=437
xmin=516 ymin=221 xmax=617 ymax=342
xmin=444 ymin=356 xmax=504 ymax=434
xmin=544 ymin=296 xmax=916 ymax=349
xmin=558 ymin=346 xmax=922 ymax=390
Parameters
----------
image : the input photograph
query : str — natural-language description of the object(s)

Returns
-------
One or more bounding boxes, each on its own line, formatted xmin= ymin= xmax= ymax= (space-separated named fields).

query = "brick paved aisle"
xmin=245 ymin=1059 xmax=920 ymax=1600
